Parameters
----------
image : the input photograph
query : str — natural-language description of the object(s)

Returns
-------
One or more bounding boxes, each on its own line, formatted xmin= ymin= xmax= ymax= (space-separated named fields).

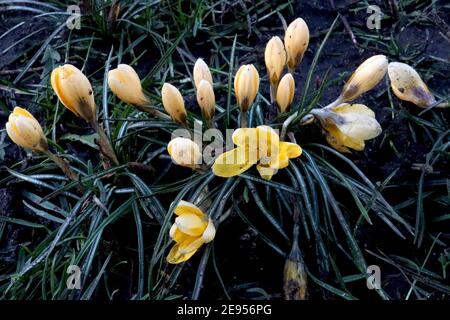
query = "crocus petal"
xmin=327 ymin=126 xmax=365 ymax=151
xmin=167 ymin=244 xmax=198 ymax=264
xmin=212 ymin=147 xmax=258 ymax=178
xmin=169 ymin=224 xmax=197 ymax=244
xmin=174 ymin=200 xmax=205 ymax=217
xmin=232 ymin=128 xmax=258 ymax=148
xmin=332 ymin=103 xmax=375 ymax=118
xmin=279 ymin=142 xmax=302 ymax=159
xmin=256 ymin=164 xmax=277 ymax=180
xmin=202 ymin=219 xmax=216 ymax=243
xmin=178 ymin=237 xmax=205 ymax=254
xmin=175 ymin=213 xmax=207 ymax=237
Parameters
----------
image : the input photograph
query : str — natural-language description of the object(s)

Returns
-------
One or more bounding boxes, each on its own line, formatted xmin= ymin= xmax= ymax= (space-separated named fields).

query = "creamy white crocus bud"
xmin=6 ymin=107 xmax=48 ymax=152
xmin=265 ymin=36 xmax=286 ymax=92
xmin=388 ymin=62 xmax=437 ymax=108
xmin=276 ymin=73 xmax=295 ymax=113
xmin=196 ymin=79 xmax=215 ymax=120
xmin=193 ymin=58 xmax=213 ymax=89
xmin=161 ymin=83 xmax=187 ymax=124
xmin=284 ymin=18 xmax=310 ymax=73
xmin=340 ymin=55 xmax=388 ymax=102
xmin=234 ymin=64 xmax=260 ymax=112
xmin=108 ymin=64 xmax=149 ymax=106
xmin=167 ymin=137 xmax=202 ymax=168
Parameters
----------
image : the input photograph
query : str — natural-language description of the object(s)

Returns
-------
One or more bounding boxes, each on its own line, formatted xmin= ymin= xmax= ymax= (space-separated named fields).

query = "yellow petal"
xmin=174 ymin=200 xmax=205 ymax=217
xmin=264 ymin=36 xmax=286 ymax=86
xmin=167 ymin=243 xmax=198 ymax=264
xmin=161 ymin=83 xmax=187 ymax=124
xmin=193 ymin=58 xmax=213 ymax=88
xmin=256 ymin=125 xmax=279 ymax=158
xmin=276 ymin=73 xmax=295 ymax=113
xmin=169 ymin=224 xmax=197 ymax=244
xmin=196 ymin=79 xmax=215 ymax=119
xmin=178 ymin=237 xmax=205 ymax=254
xmin=234 ymin=64 xmax=259 ymax=112
xmin=175 ymin=213 xmax=207 ymax=236
xmin=202 ymin=219 xmax=216 ymax=243
xmin=327 ymin=125 xmax=364 ymax=151
xmin=256 ymin=164 xmax=277 ymax=180
xmin=212 ymin=147 xmax=258 ymax=178
xmin=332 ymin=103 xmax=375 ymax=118
xmin=279 ymin=142 xmax=302 ymax=159
xmin=232 ymin=128 xmax=258 ymax=148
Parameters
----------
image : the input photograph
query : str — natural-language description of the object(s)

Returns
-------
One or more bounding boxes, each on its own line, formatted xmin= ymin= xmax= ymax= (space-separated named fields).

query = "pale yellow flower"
xmin=284 ymin=18 xmax=310 ymax=72
xmin=196 ymin=79 xmax=215 ymax=119
xmin=265 ymin=36 xmax=286 ymax=89
xmin=161 ymin=83 xmax=187 ymax=124
xmin=340 ymin=55 xmax=388 ymax=102
xmin=51 ymin=64 xmax=96 ymax=122
xmin=167 ymin=137 xmax=202 ymax=168
xmin=5 ymin=107 xmax=48 ymax=152
xmin=276 ymin=73 xmax=295 ymax=113
xmin=167 ymin=200 xmax=216 ymax=264
xmin=234 ymin=64 xmax=260 ymax=112
xmin=193 ymin=58 xmax=213 ymax=89
xmin=311 ymin=104 xmax=382 ymax=152
xmin=108 ymin=64 xmax=149 ymax=106
xmin=388 ymin=62 xmax=436 ymax=108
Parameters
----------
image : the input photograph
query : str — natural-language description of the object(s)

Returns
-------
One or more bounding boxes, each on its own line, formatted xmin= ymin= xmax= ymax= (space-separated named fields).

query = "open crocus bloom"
xmin=212 ymin=125 xmax=302 ymax=180
xmin=167 ymin=201 xmax=216 ymax=264
xmin=311 ymin=104 xmax=382 ymax=153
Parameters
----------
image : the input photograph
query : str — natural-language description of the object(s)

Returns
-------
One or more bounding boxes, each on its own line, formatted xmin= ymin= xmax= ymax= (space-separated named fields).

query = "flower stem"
xmin=240 ymin=111 xmax=248 ymax=128
xmin=45 ymin=151 xmax=79 ymax=183
xmin=138 ymin=104 xmax=172 ymax=120
xmin=90 ymin=118 xmax=119 ymax=166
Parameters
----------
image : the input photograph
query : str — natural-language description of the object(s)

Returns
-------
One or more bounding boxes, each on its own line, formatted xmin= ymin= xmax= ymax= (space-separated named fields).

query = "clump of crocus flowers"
xmin=4 ymin=15 xmax=448 ymax=267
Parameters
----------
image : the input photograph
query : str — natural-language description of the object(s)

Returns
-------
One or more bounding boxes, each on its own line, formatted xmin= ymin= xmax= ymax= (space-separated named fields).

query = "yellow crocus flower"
xmin=5 ymin=107 xmax=48 ymax=153
xmin=108 ymin=64 xmax=149 ymax=107
xmin=51 ymin=64 xmax=96 ymax=122
xmin=311 ymin=103 xmax=382 ymax=152
xmin=167 ymin=200 xmax=216 ymax=264
xmin=212 ymin=125 xmax=302 ymax=180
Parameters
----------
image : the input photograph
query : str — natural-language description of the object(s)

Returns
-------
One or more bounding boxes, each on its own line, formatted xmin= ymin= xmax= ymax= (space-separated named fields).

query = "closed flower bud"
xmin=388 ymin=62 xmax=436 ymax=108
xmin=341 ymin=55 xmax=388 ymax=102
xmin=311 ymin=103 xmax=382 ymax=152
xmin=276 ymin=73 xmax=295 ymax=113
xmin=196 ymin=79 xmax=215 ymax=119
xmin=167 ymin=137 xmax=202 ymax=168
xmin=193 ymin=58 xmax=213 ymax=89
xmin=51 ymin=64 xmax=96 ymax=122
xmin=265 ymin=36 xmax=286 ymax=88
xmin=234 ymin=64 xmax=259 ymax=112
xmin=284 ymin=18 xmax=310 ymax=72
xmin=6 ymin=107 xmax=48 ymax=152
xmin=161 ymin=83 xmax=187 ymax=124
xmin=108 ymin=64 xmax=149 ymax=107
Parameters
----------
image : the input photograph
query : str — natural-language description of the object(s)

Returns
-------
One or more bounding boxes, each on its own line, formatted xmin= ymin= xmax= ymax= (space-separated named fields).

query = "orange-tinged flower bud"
xmin=234 ymin=64 xmax=259 ymax=112
xmin=51 ymin=64 xmax=96 ymax=122
xmin=265 ymin=36 xmax=286 ymax=88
